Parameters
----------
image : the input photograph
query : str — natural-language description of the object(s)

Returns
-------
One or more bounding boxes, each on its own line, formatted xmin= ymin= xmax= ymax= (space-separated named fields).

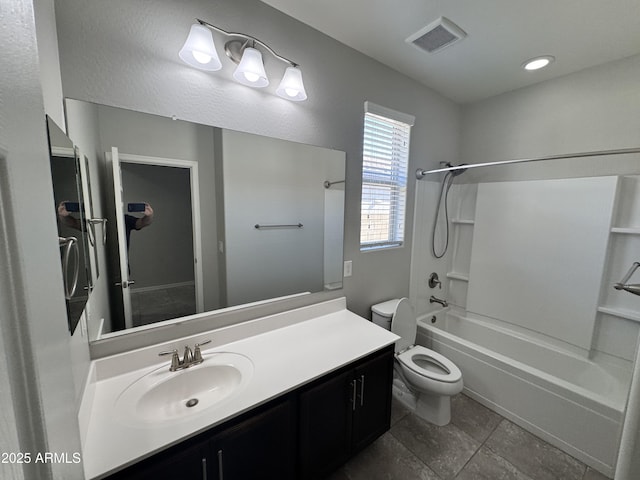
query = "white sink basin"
xmin=115 ymin=352 xmax=253 ymax=426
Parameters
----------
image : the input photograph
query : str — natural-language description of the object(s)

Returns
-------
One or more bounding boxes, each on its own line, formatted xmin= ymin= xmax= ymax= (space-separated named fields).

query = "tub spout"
xmin=430 ymin=296 xmax=448 ymax=307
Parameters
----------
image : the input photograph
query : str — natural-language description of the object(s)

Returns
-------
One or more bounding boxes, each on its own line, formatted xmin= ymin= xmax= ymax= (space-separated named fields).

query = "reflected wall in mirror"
xmin=46 ymin=116 xmax=94 ymax=333
xmin=64 ymin=99 xmax=346 ymax=341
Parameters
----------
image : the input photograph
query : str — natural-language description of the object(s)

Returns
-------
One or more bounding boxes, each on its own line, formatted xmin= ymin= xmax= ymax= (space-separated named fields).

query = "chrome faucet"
xmin=429 ymin=295 xmax=448 ymax=308
xmin=159 ymin=340 xmax=211 ymax=372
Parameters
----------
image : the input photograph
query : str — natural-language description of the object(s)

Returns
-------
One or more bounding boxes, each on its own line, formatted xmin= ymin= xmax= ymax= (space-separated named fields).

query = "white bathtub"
xmin=416 ymin=308 xmax=631 ymax=478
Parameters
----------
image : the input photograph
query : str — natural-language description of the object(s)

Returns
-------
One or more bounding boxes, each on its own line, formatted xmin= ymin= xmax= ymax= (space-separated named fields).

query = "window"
xmin=360 ymin=102 xmax=414 ymax=250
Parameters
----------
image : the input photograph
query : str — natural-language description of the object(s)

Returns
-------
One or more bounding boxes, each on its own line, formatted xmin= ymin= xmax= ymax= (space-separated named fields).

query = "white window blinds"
xmin=360 ymin=102 xmax=414 ymax=250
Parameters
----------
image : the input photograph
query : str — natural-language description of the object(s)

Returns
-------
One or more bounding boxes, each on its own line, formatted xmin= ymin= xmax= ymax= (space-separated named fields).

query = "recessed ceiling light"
xmin=522 ymin=55 xmax=555 ymax=71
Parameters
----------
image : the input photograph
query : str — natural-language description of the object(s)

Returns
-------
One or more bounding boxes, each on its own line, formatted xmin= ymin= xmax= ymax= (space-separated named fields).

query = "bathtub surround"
xmin=410 ymin=169 xmax=640 ymax=476
xmin=468 ymin=176 xmax=617 ymax=350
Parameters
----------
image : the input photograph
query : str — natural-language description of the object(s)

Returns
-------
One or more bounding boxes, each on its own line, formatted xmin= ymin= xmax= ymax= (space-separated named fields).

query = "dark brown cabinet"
xmin=107 ymin=346 xmax=393 ymax=480
xmin=109 ymin=398 xmax=295 ymax=480
xmin=351 ymin=349 xmax=395 ymax=451
xmin=299 ymin=347 xmax=394 ymax=480
xmin=209 ymin=398 xmax=296 ymax=480
xmin=107 ymin=439 xmax=209 ymax=480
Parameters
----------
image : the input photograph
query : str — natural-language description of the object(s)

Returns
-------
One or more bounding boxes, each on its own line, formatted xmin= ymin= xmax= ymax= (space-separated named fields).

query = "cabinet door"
xmin=108 ymin=440 xmax=209 ymax=480
xmin=212 ymin=398 xmax=296 ymax=480
xmin=299 ymin=369 xmax=353 ymax=480
xmin=352 ymin=348 xmax=394 ymax=452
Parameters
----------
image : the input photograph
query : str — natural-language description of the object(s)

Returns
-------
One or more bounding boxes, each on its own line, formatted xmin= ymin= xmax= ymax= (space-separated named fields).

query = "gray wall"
xmin=221 ymin=129 xmax=343 ymax=305
xmin=54 ymin=0 xmax=461 ymax=319
xmin=460 ymin=54 xmax=640 ymax=164
xmin=0 ymin=0 xmax=84 ymax=478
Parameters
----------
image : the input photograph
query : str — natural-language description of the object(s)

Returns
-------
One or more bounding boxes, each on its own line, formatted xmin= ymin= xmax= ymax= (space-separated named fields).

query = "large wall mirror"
xmin=64 ymin=99 xmax=346 ymax=341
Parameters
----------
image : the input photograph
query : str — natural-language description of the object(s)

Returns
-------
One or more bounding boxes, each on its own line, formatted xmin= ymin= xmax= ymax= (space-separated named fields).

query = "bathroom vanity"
xmin=79 ymin=298 xmax=398 ymax=479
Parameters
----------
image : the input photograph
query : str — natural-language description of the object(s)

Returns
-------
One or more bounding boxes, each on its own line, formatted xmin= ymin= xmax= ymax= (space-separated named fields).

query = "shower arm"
xmin=614 ymin=262 xmax=640 ymax=296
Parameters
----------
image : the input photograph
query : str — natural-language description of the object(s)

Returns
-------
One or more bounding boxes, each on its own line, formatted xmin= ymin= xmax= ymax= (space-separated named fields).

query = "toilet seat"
xmin=397 ymin=346 xmax=462 ymax=383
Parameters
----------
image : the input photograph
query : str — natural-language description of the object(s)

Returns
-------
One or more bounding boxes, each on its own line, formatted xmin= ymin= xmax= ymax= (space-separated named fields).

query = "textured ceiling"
xmin=260 ymin=0 xmax=640 ymax=104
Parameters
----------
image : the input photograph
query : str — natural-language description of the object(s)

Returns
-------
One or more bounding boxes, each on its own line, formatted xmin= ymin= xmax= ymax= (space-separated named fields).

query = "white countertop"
xmin=80 ymin=298 xmax=399 ymax=479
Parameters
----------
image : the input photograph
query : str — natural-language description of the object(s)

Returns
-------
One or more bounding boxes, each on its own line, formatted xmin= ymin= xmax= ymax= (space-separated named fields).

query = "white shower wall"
xmin=410 ymin=174 xmax=640 ymax=366
xmin=410 ymin=180 xmax=476 ymax=315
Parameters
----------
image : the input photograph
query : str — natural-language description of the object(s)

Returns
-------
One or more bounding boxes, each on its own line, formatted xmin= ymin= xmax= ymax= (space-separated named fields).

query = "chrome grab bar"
xmin=254 ymin=223 xmax=303 ymax=229
xmin=88 ymin=218 xmax=107 ymax=245
xmin=614 ymin=262 xmax=640 ymax=296
xmin=59 ymin=236 xmax=79 ymax=299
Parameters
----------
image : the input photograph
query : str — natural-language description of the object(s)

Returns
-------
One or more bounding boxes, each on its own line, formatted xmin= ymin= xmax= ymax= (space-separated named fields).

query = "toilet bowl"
xmin=371 ymin=298 xmax=463 ymax=426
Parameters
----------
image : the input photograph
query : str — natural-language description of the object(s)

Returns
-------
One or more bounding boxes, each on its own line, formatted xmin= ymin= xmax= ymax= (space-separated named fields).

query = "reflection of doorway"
xmin=108 ymin=151 xmax=203 ymax=329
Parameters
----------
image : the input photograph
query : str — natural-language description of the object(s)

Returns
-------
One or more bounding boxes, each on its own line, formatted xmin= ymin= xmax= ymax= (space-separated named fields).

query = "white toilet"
xmin=372 ymin=298 xmax=463 ymax=426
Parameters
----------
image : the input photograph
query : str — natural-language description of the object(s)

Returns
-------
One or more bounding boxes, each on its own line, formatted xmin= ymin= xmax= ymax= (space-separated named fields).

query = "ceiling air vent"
xmin=406 ymin=17 xmax=467 ymax=54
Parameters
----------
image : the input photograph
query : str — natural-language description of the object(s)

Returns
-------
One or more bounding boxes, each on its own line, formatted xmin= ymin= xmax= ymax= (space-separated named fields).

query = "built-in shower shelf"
xmin=452 ymin=219 xmax=475 ymax=225
xmin=610 ymin=227 xmax=640 ymax=235
xmin=446 ymin=272 xmax=469 ymax=282
xmin=597 ymin=306 xmax=640 ymax=323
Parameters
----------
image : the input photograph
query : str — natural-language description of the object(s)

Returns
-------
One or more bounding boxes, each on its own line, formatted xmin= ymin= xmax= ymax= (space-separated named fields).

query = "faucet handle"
xmin=428 ymin=272 xmax=442 ymax=289
xmin=159 ymin=349 xmax=180 ymax=371
xmin=193 ymin=340 xmax=211 ymax=363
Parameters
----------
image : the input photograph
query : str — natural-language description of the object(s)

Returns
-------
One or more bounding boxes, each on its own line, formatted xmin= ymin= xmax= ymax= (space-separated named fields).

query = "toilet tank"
xmin=371 ymin=299 xmax=401 ymax=331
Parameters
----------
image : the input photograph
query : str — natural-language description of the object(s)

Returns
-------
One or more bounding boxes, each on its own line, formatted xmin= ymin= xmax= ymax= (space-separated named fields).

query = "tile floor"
xmin=327 ymin=394 xmax=611 ymax=480
xmin=131 ymin=284 xmax=196 ymax=327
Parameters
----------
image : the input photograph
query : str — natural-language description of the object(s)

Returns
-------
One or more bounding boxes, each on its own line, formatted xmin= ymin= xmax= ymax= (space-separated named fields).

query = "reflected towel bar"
xmin=255 ymin=223 xmax=303 ymax=229
xmin=324 ymin=180 xmax=345 ymax=189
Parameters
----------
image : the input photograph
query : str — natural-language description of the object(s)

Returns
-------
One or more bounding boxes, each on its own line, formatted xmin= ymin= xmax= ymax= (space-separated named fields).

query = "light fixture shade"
xmin=179 ymin=24 xmax=222 ymax=71
xmin=232 ymin=47 xmax=269 ymax=88
xmin=276 ymin=67 xmax=307 ymax=101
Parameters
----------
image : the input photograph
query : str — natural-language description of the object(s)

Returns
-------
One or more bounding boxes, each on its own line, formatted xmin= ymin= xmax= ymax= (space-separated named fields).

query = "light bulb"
xmin=192 ymin=51 xmax=212 ymax=64
xmin=284 ymin=88 xmax=299 ymax=97
xmin=243 ymin=72 xmax=261 ymax=83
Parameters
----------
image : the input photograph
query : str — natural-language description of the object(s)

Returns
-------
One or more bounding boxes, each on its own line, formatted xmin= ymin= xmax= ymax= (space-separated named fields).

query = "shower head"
xmin=450 ymin=163 xmax=468 ymax=177
xmin=442 ymin=162 xmax=467 ymax=177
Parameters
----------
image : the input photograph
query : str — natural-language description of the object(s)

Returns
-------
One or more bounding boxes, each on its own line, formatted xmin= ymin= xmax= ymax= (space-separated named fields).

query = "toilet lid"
xmin=391 ymin=298 xmax=416 ymax=353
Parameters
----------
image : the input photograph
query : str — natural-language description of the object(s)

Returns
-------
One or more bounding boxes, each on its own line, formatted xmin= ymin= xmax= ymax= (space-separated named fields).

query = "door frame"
xmin=107 ymin=151 xmax=204 ymax=327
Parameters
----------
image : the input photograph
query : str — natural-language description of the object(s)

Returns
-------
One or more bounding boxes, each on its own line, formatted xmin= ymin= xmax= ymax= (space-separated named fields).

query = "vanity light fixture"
xmin=522 ymin=55 xmax=555 ymax=71
xmin=180 ymin=19 xmax=307 ymax=101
